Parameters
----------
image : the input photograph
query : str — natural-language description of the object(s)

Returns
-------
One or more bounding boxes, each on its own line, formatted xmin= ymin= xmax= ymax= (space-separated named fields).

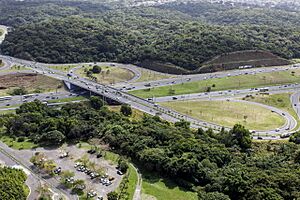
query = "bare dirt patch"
xmin=0 ymin=73 xmax=63 ymax=93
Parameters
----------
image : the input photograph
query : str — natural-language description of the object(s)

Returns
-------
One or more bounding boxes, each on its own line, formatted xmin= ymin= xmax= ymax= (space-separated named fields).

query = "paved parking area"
xmin=15 ymin=145 xmax=123 ymax=199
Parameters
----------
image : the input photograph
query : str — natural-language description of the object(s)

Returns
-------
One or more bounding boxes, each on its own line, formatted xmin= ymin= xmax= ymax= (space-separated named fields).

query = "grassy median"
xmin=130 ymin=69 xmax=300 ymax=98
xmin=244 ymin=93 xmax=299 ymax=131
xmin=160 ymin=100 xmax=285 ymax=131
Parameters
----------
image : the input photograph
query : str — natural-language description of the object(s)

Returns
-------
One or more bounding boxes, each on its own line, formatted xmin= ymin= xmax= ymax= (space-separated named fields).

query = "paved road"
xmin=1 ymin=55 xmax=300 ymax=138
xmin=0 ymin=146 xmax=40 ymax=200
xmin=0 ymin=59 xmax=13 ymax=71
xmin=153 ymin=83 xmax=300 ymax=103
xmin=115 ymin=65 xmax=300 ymax=91
xmin=0 ymin=141 xmax=73 ymax=200
xmin=291 ymin=91 xmax=300 ymax=119
xmin=68 ymin=62 xmax=142 ymax=84
xmin=0 ymin=91 xmax=80 ymax=108
xmin=232 ymin=99 xmax=297 ymax=133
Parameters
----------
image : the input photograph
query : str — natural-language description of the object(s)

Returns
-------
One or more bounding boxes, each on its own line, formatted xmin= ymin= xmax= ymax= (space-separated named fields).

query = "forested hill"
xmin=159 ymin=2 xmax=300 ymax=27
xmin=1 ymin=0 xmax=300 ymax=73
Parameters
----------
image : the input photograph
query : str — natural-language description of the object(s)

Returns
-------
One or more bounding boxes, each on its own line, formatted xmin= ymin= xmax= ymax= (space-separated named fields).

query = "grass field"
xmin=0 ymin=65 xmax=31 ymax=73
xmin=0 ymin=135 xmax=38 ymax=150
xmin=109 ymin=105 xmax=145 ymax=121
xmin=127 ymin=165 xmax=138 ymax=200
xmin=142 ymin=171 xmax=197 ymax=200
xmin=0 ymin=109 xmax=16 ymax=114
xmin=130 ymin=69 xmax=300 ymax=98
xmin=292 ymin=59 xmax=300 ymax=63
xmin=49 ymin=65 xmax=77 ymax=72
xmin=136 ymin=68 xmax=175 ymax=82
xmin=103 ymin=151 xmax=120 ymax=165
xmin=160 ymin=100 xmax=285 ymax=130
xmin=76 ymin=65 xmax=134 ymax=85
xmin=244 ymin=93 xmax=299 ymax=130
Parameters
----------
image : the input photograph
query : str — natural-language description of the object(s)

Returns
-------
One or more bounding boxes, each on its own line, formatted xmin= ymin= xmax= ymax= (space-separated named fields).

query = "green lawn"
xmin=130 ymin=69 xmax=300 ymax=98
xmin=104 ymin=151 xmax=120 ymax=165
xmin=142 ymin=171 xmax=197 ymax=200
xmin=127 ymin=165 xmax=138 ymax=200
xmin=0 ymin=109 xmax=16 ymax=114
xmin=24 ymin=185 xmax=30 ymax=199
xmin=160 ymin=100 xmax=285 ymax=131
xmin=0 ymin=135 xmax=38 ymax=150
xmin=109 ymin=105 xmax=145 ymax=121
xmin=244 ymin=93 xmax=299 ymax=131
xmin=76 ymin=141 xmax=93 ymax=150
xmin=292 ymin=59 xmax=300 ymax=63
xmin=47 ymin=96 xmax=86 ymax=103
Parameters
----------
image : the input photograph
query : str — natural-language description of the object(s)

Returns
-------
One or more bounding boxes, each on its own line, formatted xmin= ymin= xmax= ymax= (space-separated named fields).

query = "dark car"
xmin=117 ymin=170 xmax=123 ymax=175
xmin=54 ymin=167 xmax=62 ymax=174
xmin=96 ymin=154 xmax=102 ymax=158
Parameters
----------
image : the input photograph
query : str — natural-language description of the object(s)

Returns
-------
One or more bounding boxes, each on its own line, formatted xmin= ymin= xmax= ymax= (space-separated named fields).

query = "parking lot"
xmin=16 ymin=144 xmax=123 ymax=199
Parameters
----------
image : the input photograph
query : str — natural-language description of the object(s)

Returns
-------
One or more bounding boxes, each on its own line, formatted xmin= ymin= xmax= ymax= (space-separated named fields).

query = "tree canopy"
xmin=1 ymin=0 xmax=300 ymax=73
xmin=1 ymin=100 xmax=300 ymax=199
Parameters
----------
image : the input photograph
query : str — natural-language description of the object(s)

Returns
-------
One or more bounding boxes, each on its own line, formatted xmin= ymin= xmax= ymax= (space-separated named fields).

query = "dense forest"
xmin=1 ymin=0 xmax=300 ymax=73
xmin=1 ymin=99 xmax=300 ymax=199
xmin=0 ymin=167 xmax=28 ymax=200
xmin=159 ymin=2 xmax=300 ymax=27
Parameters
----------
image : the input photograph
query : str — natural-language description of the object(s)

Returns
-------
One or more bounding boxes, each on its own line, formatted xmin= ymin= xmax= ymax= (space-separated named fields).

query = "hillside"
xmin=197 ymin=50 xmax=291 ymax=73
xmin=1 ymin=1 xmax=300 ymax=74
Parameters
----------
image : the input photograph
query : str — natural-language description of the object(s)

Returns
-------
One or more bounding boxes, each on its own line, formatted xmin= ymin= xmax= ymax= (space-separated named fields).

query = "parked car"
xmin=117 ymin=170 xmax=123 ymax=175
xmin=87 ymin=190 xmax=97 ymax=198
xmin=59 ymin=152 xmax=69 ymax=158
xmin=54 ymin=167 xmax=62 ymax=174
xmin=96 ymin=153 xmax=102 ymax=158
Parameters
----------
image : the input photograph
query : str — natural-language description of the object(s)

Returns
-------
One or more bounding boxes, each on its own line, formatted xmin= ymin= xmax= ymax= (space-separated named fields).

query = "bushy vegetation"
xmin=1 ymin=99 xmax=300 ymax=199
xmin=0 ymin=166 xmax=28 ymax=200
xmin=1 ymin=0 xmax=300 ymax=73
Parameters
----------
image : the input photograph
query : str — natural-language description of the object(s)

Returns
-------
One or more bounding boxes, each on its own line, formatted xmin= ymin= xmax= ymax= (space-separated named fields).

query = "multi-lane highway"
xmin=0 ymin=91 xmax=82 ymax=108
xmin=115 ymin=64 xmax=300 ymax=91
xmin=1 ymin=54 xmax=300 ymax=140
